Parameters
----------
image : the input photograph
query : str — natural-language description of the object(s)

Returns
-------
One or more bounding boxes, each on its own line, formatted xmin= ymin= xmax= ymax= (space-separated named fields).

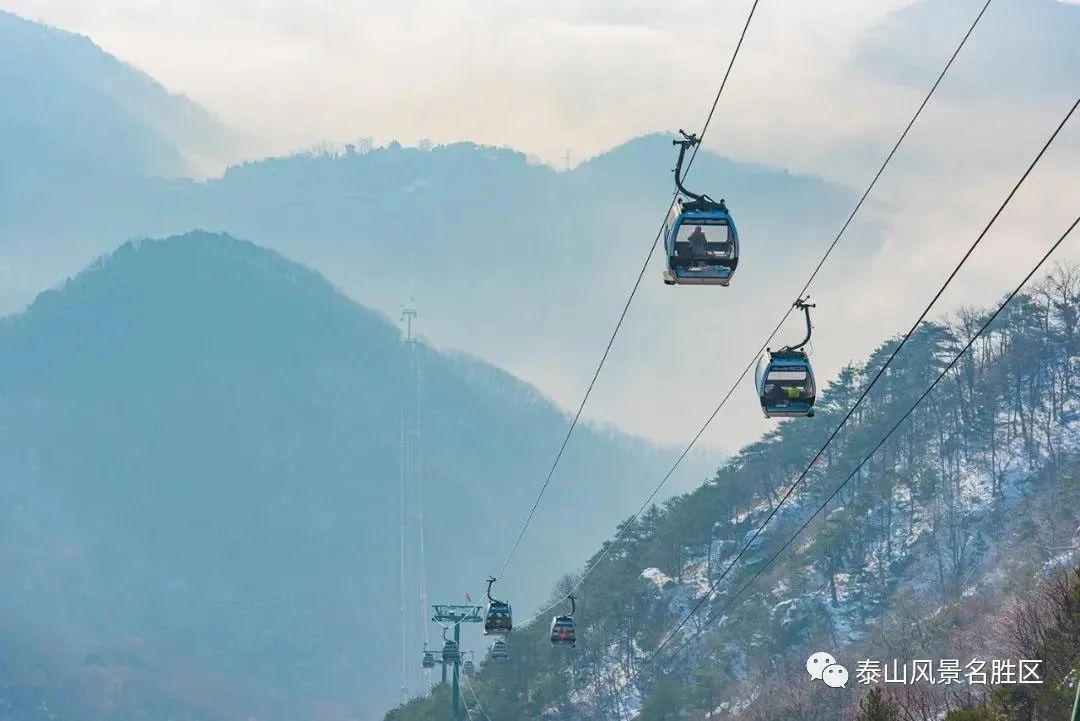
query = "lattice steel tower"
xmin=398 ymin=305 xmax=430 ymax=701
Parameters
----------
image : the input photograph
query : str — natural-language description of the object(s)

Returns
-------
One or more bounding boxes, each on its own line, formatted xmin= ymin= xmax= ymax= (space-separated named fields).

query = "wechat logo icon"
xmin=807 ymin=651 xmax=848 ymax=688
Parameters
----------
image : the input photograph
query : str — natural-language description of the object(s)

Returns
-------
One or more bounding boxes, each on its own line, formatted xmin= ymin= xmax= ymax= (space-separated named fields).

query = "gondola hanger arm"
xmin=783 ymin=297 xmax=815 ymax=352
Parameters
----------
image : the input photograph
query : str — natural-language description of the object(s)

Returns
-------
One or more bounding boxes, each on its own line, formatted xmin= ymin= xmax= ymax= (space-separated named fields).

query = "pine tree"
xmin=856 ymin=687 xmax=899 ymax=721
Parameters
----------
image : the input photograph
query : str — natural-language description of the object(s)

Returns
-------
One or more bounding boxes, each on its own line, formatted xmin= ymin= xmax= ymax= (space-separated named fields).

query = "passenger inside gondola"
xmin=689 ymin=225 xmax=707 ymax=258
xmin=764 ymin=368 xmax=812 ymax=407
xmin=675 ymin=224 xmax=732 ymax=272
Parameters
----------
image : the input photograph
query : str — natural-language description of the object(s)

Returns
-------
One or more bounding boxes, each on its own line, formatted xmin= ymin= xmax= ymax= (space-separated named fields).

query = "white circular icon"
xmin=821 ymin=663 xmax=849 ymax=688
xmin=805 ymin=651 xmax=836 ymax=681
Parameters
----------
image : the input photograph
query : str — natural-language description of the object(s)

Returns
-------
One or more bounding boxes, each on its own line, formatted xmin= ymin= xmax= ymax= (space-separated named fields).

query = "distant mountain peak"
xmin=0 ymin=10 xmax=238 ymax=179
xmin=0 ymin=228 xmax=681 ymax=720
xmin=17 ymin=230 xmax=392 ymax=337
xmin=857 ymin=0 xmax=1079 ymax=99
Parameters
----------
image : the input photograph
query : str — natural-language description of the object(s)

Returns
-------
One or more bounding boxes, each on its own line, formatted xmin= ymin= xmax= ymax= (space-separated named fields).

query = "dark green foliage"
xmin=639 ymin=676 xmax=684 ymax=720
xmin=987 ymin=568 xmax=1080 ymax=721
xmin=385 ymin=685 xmax=454 ymax=721
xmin=945 ymin=707 xmax=1000 ymax=721
xmin=857 ymin=687 xmax=900 ymax=721
xmin=387 ymin=265 xmax=1080 ymax=720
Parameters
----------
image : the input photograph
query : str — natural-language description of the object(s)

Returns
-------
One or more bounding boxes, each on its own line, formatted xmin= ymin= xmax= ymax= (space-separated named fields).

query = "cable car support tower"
xmin=398 ymin=304 xmax=431 ymax=701
xmin=432 ymin=604 xmax=483 ymax=720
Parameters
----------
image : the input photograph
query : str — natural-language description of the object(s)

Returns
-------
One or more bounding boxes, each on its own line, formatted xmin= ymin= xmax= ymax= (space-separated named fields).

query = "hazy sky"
xmin=3 ymin=0 xmax=1074 ymax=182
xmin=2 ymin=0 xmax=927 ymax=171
xmin=2 ymin=0 xmax=1079 ymax=452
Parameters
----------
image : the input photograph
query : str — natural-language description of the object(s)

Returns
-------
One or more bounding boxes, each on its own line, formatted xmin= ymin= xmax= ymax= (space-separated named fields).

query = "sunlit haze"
xmin=2 ymin=0 xmax=1078 ymax=453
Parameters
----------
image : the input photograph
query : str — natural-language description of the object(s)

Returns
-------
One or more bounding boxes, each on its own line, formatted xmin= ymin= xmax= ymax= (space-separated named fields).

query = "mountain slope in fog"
xmin=0 ymin=231 xmax=687 ymax=719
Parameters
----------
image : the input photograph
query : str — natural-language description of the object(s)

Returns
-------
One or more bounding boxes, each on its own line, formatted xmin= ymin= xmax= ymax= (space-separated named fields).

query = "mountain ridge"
xmin=0 ymin=126 xmax=868 ymax=450
xmin=0 ymin=9 xmax=238 ymax=181
xmin=0 ymin=230 xmax=703 ymax=720
xmin=384 ymin=263 xmax=1080 ymax=720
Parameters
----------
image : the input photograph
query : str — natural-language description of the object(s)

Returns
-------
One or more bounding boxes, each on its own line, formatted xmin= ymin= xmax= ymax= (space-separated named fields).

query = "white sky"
xmin=2 ymin=0 xmax=1079 ymax=454
xmin=2 ymin=0 xmax=924 ymax=171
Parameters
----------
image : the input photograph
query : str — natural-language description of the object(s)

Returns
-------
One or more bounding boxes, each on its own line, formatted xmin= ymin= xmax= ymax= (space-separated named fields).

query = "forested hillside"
xmin=0 ymin=231 xmax=696 ymax=720
xmin=388 ymin=265 xmax=1080 ymax=720
xmin=0 ymin=121 xmax=862 ymax=447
